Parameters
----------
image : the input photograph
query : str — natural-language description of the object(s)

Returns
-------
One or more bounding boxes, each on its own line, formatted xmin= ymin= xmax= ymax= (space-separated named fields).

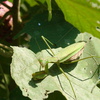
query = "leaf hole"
xmin=84 ymin=67 xmax=87 ymax=70
xmin=25 ymin=89 xmax=28 ymax=92
xmin=45 ymin=90 xmax=50 ymax=96
xmin=90 ymin=70 xmax=93 ymax=74
xmin=96 ymin=26 xmax=100 ymax=32
xmin=22 ymin=87 xmax=24 ymax=89
xmin=89 ymin=37 xmax=92 ymax=40
xmin=27 ymin=94 xmax=29 ymax=96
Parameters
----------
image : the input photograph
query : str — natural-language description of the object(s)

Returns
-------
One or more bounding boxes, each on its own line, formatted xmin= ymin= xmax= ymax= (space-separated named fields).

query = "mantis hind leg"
xmin=91 ymin=79 xmax=100 ymax=93
xmin=91 ymin=65 xmax=100 ymax=93
xmin=56 ymin=62 xmax=77 ymax=100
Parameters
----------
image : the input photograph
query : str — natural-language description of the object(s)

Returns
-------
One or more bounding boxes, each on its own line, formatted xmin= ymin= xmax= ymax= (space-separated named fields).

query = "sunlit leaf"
xmin=11 ymin=33 xmax=100 ymax=100
xmin=55 ymin=0 xmax=100 ymax=38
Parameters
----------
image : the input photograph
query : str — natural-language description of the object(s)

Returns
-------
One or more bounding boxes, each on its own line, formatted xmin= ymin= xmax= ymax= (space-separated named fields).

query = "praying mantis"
xmin=32 ymin=36 xmax=99 ymax=100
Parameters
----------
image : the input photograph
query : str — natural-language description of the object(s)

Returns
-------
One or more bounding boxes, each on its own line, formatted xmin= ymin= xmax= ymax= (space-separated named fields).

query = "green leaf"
xmin=36 ymin=0 xmax=46 ymax=4
xmin=11 ymin=33 xmax=100 ymax=100
xmin=55 ymin=0 xmax=100 ymax=38
xmin=24 ymin=0 xmax=38 ymax=7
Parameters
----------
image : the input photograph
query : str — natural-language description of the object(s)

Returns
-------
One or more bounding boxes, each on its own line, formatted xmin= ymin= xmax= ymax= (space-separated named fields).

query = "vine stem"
xmin=12 ymin=0 xmax=22 ymax=36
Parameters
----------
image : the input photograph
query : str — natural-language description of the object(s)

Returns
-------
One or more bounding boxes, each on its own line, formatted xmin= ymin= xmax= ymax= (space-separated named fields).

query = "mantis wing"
xmin=48 ymin=42 xmax=86 ymax=63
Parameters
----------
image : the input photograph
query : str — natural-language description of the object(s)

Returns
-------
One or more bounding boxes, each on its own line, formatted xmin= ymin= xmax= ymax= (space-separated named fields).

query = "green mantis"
xmin=32 ymin=38 xmax=86 ymax=79
xmin=32 ymin=36 xmax=86 ymax=99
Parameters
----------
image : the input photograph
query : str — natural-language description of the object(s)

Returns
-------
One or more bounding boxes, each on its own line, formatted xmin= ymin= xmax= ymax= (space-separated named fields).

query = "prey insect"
xmin=32 ymin=36 xmax=86 ymax=100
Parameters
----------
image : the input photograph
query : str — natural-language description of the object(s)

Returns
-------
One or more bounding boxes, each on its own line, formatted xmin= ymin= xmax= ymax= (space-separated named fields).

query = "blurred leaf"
xmin=0 ymin=86 xmax=7 ymax=100
xmin=36 ymin=0 xmax=46 ymax=4
xmin=11 ymin=33 xmax=100 ymax=100
xmin=55 ymin=0 xmax=100 ymax=38
xmin=24 ymin=0 xmax=38 ymax=7
xmin=8 ymin=0 xmax=13 ymax=3
xmin=20 ymin=1 xmax=46 ymax=20
xmin=15 ymin=11 xmax=79 ymax=53
xmin=0 ymin=56 xmax=11 ymax=100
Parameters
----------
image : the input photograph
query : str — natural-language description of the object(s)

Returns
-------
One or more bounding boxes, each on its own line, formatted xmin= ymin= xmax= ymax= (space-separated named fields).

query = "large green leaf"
xmin=11 ymin=33 xmax=100 ymax=100
xmin=55 ymin=0 xmax=100 ymax=38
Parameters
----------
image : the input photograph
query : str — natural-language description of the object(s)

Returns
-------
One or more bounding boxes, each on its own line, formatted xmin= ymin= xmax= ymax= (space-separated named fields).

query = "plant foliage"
xmin=0 ymin=0 xmax=100 ymax=100
xmin=11 ymin=33 xmax=100 ymax=100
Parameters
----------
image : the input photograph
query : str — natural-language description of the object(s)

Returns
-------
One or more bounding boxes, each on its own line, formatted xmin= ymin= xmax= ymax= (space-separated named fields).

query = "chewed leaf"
xmin=11 ymin=33 xmax=100 ymax=100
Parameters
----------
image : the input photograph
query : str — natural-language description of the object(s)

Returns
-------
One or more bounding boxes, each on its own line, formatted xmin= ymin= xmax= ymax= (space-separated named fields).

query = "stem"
xmin=12 ymin=0 xmax=22 ymax=35
xmin=57 ymin=62 xmax=77 ymax=100
xmin=0 ymin=64 xmax=10 ymax=100
xmin=46 ymin=0 xmax=52 ymax=21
